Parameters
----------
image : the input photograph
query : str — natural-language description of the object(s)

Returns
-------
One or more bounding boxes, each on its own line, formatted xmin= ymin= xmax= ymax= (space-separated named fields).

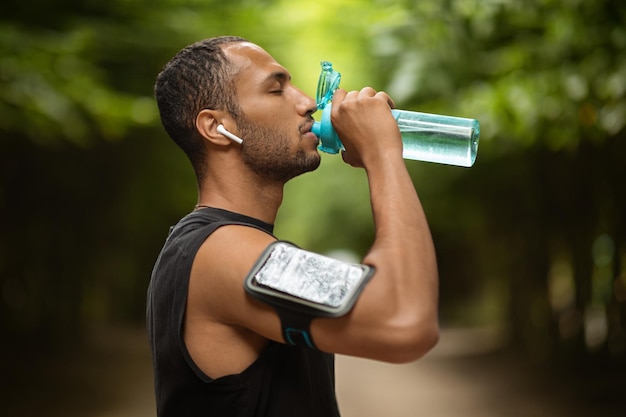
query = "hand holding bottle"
xmin=312 ymin=61 xmax=480 ymax=167
xmin=329 ymin=87 xmax=403 ymax=168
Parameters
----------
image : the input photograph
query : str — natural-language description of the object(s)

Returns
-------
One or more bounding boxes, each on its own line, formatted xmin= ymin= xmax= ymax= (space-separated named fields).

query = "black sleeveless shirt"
xmin=147 ymin=207 xmax=341 ymax=417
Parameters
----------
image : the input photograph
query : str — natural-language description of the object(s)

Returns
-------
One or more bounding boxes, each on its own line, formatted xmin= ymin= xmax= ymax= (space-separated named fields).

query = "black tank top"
xmin=147 ymin=207 xmax=341 ymax=417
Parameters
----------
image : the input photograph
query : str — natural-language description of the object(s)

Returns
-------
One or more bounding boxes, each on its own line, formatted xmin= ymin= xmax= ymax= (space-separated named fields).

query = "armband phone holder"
xmin=244 ymin=241 xmax=374 ymax=348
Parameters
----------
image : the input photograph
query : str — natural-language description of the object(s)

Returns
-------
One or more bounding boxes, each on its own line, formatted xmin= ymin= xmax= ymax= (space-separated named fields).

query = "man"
xmin=147 ymin=36 xmax=439 ymax=417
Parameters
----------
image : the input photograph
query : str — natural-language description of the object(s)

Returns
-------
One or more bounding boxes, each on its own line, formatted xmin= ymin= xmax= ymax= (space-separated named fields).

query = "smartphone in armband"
xmin=244 ymin=241 xmax=375 ymax=318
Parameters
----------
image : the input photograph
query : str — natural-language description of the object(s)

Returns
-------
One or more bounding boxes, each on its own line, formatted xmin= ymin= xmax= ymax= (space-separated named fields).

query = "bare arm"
xmin=310 ymin=88 xmax=439 ymax=362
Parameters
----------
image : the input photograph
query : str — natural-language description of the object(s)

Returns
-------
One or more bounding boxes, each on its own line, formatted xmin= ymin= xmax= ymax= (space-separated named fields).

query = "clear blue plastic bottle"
xmin=311 ymin=61 xmax=480 ymax=167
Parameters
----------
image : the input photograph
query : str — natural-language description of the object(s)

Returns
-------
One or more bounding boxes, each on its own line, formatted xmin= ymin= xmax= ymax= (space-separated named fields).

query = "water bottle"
xmin=311 ymin=61 xmax=480 ymax=167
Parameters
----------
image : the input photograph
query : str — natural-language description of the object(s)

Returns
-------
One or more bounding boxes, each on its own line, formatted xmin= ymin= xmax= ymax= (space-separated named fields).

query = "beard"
xmin=237 ymin=116 xmax=321 ymax=183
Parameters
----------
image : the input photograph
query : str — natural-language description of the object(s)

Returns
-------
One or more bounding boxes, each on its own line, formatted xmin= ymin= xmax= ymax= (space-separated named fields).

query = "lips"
xmin=301 ymin=122 xmax=319 ymax=143
xmin=304 ymin=131 xmax=319 ymax=142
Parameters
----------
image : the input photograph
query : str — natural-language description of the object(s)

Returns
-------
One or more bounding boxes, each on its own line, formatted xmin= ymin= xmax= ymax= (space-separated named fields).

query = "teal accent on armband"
xmin=285 ymin=327 xmax=315 ymax=349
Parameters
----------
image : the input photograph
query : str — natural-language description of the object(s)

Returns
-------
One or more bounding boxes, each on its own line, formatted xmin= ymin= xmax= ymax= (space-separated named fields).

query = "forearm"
xmin=362 ymin=156 xmax=439 ymax=347
xmin=313 ymin=158 xmax=439 ymax=362
xmin=313 ymin=87 xmax=439 ymax=361
xmin=365 ymin=157 xmax=437 ymax=282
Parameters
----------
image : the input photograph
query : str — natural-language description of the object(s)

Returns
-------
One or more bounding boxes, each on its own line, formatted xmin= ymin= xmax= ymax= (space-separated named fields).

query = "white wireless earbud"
xmin=217 ymin=124 xmax=244 ymax=144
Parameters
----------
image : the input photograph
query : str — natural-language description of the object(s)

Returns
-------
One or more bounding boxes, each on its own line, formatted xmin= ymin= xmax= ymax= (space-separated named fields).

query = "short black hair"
xmin=154 ymin=36 xmax=248 ymax=181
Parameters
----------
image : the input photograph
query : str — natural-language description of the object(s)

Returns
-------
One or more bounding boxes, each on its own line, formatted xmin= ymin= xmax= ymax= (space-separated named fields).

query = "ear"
xmin=195 ymin=109 xmax=234 ymax=146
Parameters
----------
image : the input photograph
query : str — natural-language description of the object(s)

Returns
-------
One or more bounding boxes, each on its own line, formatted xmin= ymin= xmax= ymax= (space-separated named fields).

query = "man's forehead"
xmin=223 ymin=42 xmax=288 ymax=81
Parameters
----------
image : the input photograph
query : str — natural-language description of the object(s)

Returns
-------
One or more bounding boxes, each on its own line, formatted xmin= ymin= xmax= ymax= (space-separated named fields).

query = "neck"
xmin=196 ymin=176 xmax=284 ymax=225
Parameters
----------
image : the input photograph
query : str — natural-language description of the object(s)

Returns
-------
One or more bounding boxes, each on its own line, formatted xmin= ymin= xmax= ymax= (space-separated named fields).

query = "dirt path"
xmin=336 ymin=327 xmax=624 ymax=417
xmin=2 ymin=325 xmax=623 ymax=416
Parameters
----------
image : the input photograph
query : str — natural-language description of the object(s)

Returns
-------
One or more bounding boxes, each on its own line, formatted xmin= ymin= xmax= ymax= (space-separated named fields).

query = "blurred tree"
xmin=362 ymin=0 xmax=626 ymax=365
xmin=0 ymin=0 xmax=214 ymax=345
xmin=1 ymin=0 xmax=625 ymax=377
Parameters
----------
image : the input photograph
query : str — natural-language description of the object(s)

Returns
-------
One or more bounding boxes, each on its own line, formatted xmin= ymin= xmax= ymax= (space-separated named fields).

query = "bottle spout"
xmin=312 ymin=121 xmax=322 ymax=138
xmin=313 ymin=105 xmax=343 ymax=154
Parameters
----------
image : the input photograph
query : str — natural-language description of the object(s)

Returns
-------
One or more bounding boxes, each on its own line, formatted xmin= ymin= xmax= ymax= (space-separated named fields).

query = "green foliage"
xmin=372 ymin=0 xmax=626 ymax=363
xmin=371 ymin=0 xmax=626 ymax=154
xmin=275 ymin=155 xmax=374 ymax=256
xmin=0 ymin=24 xmax=148 ymax=146
xmin=1 ymin=0 xmax=625 ymax=369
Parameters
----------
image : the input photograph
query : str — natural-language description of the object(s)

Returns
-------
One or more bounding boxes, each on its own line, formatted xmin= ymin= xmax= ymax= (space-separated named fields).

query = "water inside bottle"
xmin=396 ymin=114 xmax=479 ymax=167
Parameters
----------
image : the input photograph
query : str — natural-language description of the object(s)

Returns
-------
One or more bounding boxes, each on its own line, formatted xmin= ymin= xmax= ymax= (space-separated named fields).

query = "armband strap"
xmin=244 ymin=241 xmax=374 ymax=349
xmin=277 ymin=308 xmax=317 ymax=349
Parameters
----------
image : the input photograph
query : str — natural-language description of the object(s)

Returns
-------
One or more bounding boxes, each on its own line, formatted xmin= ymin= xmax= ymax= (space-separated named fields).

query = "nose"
xmin=296 ymin=88 xmax=318 ymax=117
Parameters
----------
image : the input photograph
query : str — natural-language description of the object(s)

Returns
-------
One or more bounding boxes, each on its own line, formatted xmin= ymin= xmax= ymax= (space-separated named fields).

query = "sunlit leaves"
xmin=373 ymin=0 xmax=625 ymax=152
xmin=0 ymin=24 xmax=155 ymax=146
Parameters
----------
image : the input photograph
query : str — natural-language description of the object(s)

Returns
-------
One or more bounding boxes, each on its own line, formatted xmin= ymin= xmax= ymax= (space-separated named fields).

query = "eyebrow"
xmin=263 ymin=70 xmax=291 ymax=84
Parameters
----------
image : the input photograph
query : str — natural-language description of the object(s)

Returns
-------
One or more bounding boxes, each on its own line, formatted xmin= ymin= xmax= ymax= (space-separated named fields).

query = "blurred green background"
xmin=1 ymin=0 xmax=625 ymax=415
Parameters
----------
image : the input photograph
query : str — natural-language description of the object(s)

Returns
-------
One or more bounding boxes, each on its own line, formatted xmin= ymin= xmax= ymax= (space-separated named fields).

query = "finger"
xmin=343 ymin=90 xmax=360 ymax=101
xmin=357 ymin=87 xmax=377 ymax=98
xmin=375 ymin=91 xmax=396 ymax=109
xmin=332 ymin=88 xmax=347 ymax=104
